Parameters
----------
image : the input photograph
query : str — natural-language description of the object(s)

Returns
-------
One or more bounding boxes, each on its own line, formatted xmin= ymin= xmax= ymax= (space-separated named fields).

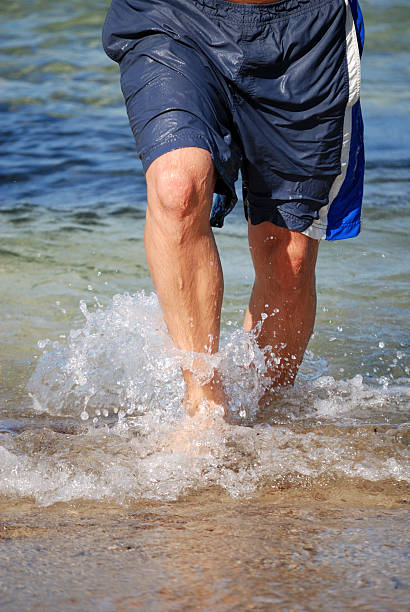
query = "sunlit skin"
xmin=244 ymin=222 xmax=319 ymax=388
xmin=145 ymin=147 xmax=319 ymax=418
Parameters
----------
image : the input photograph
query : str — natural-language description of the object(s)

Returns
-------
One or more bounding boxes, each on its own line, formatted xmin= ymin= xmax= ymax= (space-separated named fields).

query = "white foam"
xmin=1 ymin=414 xmax=408 ymax=506
xmin=1 ymin=291 xmax=407 ymax=505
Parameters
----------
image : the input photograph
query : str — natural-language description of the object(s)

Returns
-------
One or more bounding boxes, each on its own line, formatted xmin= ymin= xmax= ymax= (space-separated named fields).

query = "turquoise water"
xmin=0 ymin=1 xmax=409 ymax=504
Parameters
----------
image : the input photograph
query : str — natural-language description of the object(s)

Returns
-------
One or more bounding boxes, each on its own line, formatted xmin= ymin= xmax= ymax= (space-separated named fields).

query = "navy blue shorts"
xmin=103 ymin=0 xmax=365 ymax=240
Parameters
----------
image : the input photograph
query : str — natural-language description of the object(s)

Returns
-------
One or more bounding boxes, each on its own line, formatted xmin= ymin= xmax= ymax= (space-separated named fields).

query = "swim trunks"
xmin=103 ymin=0 xmax=365 ymax=240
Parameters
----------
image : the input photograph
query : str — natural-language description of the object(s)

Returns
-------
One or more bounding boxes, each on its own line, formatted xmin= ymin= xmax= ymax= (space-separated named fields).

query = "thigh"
xmin=118 ymin=34 xmax=242 ymax=228
xmin=237 ymin=0 xmax=364 ymax=241
xmin=103 ymin=0 xmax=249 ymax=228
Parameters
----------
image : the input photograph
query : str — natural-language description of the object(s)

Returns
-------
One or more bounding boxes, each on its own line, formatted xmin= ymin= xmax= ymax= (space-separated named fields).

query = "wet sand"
xmin=1 ymin=487 xmax=409 ymax=611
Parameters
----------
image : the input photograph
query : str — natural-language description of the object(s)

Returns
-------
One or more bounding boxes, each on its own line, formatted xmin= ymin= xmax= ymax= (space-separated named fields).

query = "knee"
xmin=252 ymin=229 xmax=318 ymax=294
xmin=152 ymin=168 xmax=199 ymax=222
xmin=275 ymin=241 xmax=318 ymax=295
xmin=147 ymin=150 xmax=215 ymax=226
xmin=283 ymin=251 xmax=313 ymax=290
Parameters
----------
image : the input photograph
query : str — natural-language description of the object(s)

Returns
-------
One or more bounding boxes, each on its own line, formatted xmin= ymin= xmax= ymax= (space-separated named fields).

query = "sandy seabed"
xmin=0 ymin=486 xmax=409 ymax=612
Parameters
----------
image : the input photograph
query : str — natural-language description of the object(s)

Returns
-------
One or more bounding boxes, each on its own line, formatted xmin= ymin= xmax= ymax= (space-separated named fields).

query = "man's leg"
xmin=244 ymin=222 xmax=319 ymax=387
xmin=145 ymin=147 xmax=227 ymax=415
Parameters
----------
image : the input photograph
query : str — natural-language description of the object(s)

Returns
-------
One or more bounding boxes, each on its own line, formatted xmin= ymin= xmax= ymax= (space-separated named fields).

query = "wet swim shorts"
xmin=103 ymin=0 xmax=365 ymax=240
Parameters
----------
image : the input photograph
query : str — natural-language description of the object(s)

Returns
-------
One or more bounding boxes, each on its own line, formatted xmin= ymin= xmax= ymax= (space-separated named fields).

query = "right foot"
xmin=165 ymin=400 xmax=227 ymax=454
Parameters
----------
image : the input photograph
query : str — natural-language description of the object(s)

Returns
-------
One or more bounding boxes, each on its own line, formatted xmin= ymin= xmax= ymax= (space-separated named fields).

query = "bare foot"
xmin=165 ymin=400 xmax=228 ymax=454
xmin=253 ymin=385 xmax=285 ymax=424
xmin=184 ymin=372 xmax=229 ymax=418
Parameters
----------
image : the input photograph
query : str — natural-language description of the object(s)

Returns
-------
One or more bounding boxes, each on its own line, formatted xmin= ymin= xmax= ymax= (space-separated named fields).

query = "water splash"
xmin=0 ymin=291 xmax=408 ymax=506
xmin=27 ymin=291 xmax=271 ymax=424
xmin=28 ymin=292 xmax=183 ymax=421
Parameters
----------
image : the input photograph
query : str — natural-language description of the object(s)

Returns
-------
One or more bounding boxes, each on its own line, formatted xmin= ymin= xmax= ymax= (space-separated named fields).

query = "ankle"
xmin=184 ymin=378 xmax=228 ymax=416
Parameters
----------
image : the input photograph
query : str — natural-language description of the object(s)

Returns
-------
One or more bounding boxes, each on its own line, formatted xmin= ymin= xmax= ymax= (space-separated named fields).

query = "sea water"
xmin=0 ymin=3 xmax=409 ymax=609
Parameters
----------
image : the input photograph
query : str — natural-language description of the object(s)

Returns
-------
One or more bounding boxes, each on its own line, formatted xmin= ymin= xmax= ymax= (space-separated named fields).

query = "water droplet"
xmin=378 ymin=341 xmax=385 ymax=349
xmin=80 ymin=411 xmax=89 ymax=421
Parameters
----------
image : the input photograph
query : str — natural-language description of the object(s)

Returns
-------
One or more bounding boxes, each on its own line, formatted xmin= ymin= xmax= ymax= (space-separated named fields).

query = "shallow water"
xmin=0 ymin=0 xmax=409 ymax=609
xmin=1 ymin=497 xmax=409 ymax=612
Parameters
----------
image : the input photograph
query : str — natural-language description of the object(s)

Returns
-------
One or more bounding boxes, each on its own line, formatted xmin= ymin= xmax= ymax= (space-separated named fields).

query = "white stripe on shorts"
xmin=302 ymin=0 xmax=361 ymax=241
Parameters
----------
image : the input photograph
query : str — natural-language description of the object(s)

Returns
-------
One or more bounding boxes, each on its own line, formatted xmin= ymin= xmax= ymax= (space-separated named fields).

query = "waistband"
xmin=192 ymin=0 xmax=338 ymax=22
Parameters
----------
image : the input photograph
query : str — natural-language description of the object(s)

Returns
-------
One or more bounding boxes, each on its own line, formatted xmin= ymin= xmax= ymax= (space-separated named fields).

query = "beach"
xmin=1 ymin=491 xmax=409 ymax=611
xmin=0 ymin=0 xmax=409 ymax=609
